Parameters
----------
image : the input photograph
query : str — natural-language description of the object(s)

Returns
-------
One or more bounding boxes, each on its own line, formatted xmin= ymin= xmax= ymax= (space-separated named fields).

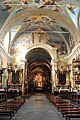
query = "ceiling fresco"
xmin=10 ymin=33 xmax=32 ymax=61
xmin=0 ymin=0 xmax=79 ymax=23
xmin=0 ymin=0 xmax=79 ymax=33
xmin=48 ymin=34 xmax=67 ymax=55
xmin=0 ymin=0 xmax=80 ymax=70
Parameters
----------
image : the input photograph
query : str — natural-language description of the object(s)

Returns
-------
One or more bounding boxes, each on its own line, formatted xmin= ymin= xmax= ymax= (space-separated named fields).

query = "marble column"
xmin=20 ymin=60 xmax=26 ymax=96
xmin=24 ymin=61 xmax=28 ymax=93
xmin=2 ymin=69 xmax=8 ymax=88
xmin=21 ymin=68 xmax=24 ymax=96
xmin=70 ymin=65 xmax=74 ymax=89
xmin=51 ymin=59 xmax=57 ymax=93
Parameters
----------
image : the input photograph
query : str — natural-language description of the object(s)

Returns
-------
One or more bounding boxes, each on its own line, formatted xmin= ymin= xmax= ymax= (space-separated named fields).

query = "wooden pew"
xmin=46 ymin=94 xmax=80 ymax=120
xmin=59 ymin=105 xmax=80 ymax=120
xmin=0 ymin=108 xmax=14 ymax=119
xmin=60 ymin=107 xmax=80 ymax=113
xmin=0 ymin=98 xmax=25 ymax=119
xmin=65 ymin=113 xmax=80 ymax=120
xmin=0 ymin=93 xmax=7 ymax=103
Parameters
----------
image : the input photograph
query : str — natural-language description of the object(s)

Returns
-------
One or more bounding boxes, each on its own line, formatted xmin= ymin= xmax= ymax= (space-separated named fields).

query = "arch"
xmin=25 ymin=43 xmax=56 ymax=93
xmin=25 ymin=43 xmax=57 ymax=61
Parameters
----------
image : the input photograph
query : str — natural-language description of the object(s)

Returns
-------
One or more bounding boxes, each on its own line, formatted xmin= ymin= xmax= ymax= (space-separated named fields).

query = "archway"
xmin=25 ymin=47 xmax=52 ymax=93
xmin=23 ymin=43 xmax=57 ymax=93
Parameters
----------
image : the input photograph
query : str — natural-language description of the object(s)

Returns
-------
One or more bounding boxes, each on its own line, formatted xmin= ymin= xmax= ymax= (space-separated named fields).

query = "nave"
xmin=11 ymin=93 xmax=64 ymax=120
xmin=0 ymin=0 xmax=80 ymax=119
xmin=10 ymin=93 xmax=79 ymax=120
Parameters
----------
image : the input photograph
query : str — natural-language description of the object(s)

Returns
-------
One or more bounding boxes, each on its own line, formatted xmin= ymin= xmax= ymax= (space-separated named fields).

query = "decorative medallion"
xmin=58 ymin=61 xmax=67 ymax=72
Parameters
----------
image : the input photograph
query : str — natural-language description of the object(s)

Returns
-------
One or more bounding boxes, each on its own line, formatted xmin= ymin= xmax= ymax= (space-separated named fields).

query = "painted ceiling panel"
xmin=0 ymin=0 xmax=80 ymax=60
xmin=0 ymin=0 xmax=79 ymax=30
xmin=0 ymin=0 xmax=79 ymax=70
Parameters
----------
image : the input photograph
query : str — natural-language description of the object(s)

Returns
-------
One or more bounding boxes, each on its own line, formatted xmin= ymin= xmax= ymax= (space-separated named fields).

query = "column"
xmin=21 ymin=68 xmax=24 ymax=96
xmin=25 ymin=61 xmax=28 ymax=80
xmin=19 ymin=69 xmax=22 ymax=85
xmin=66 ymin=70 xmax=71 ymax=86
xmin=24 ymin=60 xmax=28 ymax=93
xmin=7 ymin=68 xmax=12 ymax=85
xmin=54 ymin=61 xmax=58 ymax=89
xmin=2 ymin=68 xmax=8 ymax=88
xmin=70 ymin=65 xmax=74 ymax=89
xmin=21 ymin=63 xmax=25 ymax=96
xmin=51 ymin=59 xmax=57 ymax=93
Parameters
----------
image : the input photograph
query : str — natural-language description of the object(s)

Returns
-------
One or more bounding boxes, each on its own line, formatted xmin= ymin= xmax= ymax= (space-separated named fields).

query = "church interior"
xmin=0 ymin=0 xmax=80 ymax=119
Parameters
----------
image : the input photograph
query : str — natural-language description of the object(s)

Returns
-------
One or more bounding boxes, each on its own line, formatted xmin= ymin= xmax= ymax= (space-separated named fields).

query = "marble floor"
xmin=11 ymin=93 xmax=79 ymax=120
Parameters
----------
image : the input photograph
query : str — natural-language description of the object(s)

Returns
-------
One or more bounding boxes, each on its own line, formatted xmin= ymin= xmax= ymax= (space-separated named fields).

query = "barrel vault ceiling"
xmin=0 ymin=0 xmax=80 ymax=72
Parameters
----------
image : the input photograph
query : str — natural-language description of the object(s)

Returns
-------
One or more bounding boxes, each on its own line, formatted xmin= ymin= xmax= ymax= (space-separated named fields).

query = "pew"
xmin=65 ymin=113 xmax=80 ymax=120
xmin=0 ymin=108 xmax=14 ymax=119
xmin=0 ymin=97 xmax=25 ymax=119
xmin=46 ymin=94 xmax=80 ymax=120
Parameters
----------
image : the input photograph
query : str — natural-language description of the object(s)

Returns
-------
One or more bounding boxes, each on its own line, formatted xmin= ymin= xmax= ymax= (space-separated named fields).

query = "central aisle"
xmin=11 ymin=94 xmax=64 ymax=120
